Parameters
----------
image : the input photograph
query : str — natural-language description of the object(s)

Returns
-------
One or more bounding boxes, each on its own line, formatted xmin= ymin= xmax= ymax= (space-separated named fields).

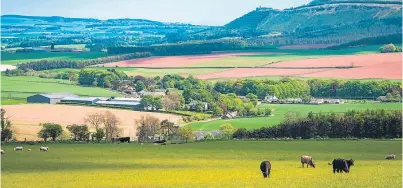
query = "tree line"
xmin=17 ymin=52 xmax=151 ymax=71
xmin=233 ymin=109 xmax=402 ymax=140
xmin=107 ymin=39 xmax=247 ymax=55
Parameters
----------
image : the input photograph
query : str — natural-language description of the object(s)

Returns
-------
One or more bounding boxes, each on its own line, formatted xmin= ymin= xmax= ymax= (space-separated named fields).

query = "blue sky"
xmin=1 ymin=0 xmax=311 ymax=26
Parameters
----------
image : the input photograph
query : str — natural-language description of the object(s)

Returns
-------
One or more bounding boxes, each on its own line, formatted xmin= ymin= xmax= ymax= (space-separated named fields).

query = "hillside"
xmin=222 ymin=0 xmax=402 ymax=46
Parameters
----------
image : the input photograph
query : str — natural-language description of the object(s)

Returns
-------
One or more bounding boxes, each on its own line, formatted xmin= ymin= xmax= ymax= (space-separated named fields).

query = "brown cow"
xmin=301 ymin=155 xmax=316 ymax=168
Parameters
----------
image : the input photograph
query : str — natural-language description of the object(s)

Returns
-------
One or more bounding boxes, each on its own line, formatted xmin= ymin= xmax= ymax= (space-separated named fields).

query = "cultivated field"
xmin=1 ymin=76 xmax=122 ymax=102
xmin=2 ymin=104 xmax=181 ymax=141
xmin=1 ymin=140 xmax=401 ymax=188
xmin=1 ymin=52 xmax=108 ymax=65
xmin=189 ymin=103 xmax=402 ymax=130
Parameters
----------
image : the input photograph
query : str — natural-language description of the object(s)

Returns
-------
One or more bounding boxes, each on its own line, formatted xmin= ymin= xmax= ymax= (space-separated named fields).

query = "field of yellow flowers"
xmin=1 ymin=140 xmax=401 ymax=188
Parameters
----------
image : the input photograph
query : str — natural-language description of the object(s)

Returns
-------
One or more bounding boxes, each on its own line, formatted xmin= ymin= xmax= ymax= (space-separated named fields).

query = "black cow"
xmin=118 ymin=137 xmax=131 ymax=143
xmin=330 ymin=158 xmax=354 ymax=173
xmin=260 ymin=161 xmax=272 ymax=178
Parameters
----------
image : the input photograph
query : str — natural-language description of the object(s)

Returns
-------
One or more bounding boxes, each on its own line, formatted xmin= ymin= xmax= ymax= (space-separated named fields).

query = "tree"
xmin=66 ymin=124 xmax=90 ymax=141
xmin=136 ymin=81 xmax=146 ymax=92
xmin=380 ymin=43 xmax=397 ymax=53
xmin=219 ymin=123 xmax=236 ymax=140
xmin=140 ymin=95 xmax=154 ymax=110
xmin=38 ymin=123 xmax=63 ymax=141
xmin=92 ymin=128 xmax=105 ymax=142
xmin=1 ymin=109 xmax=13 ymax=142
xmin=204 ymin=132 xmax=214 ymax=140
xmin=163 ymin=91 xmax=184 ymax=111
xmin=135 ymin=115 xmax=161 ymax=142
xmin=102 ymin=111 xmax=121 ymax=141
xmin=179 ymin=125 xmax=194 ymax=143
xmin=84 ymin=112 xmax=104 ymax=129
xmin=68 ymin=70 xmax=79 ymax=81
xmin=246 ymin=93 xmax=258 ymax=106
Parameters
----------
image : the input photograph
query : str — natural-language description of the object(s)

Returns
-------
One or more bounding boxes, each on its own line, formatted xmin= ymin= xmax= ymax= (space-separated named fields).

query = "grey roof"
xmin=109 ymin=98 xmax=141 ymax=102
xmin=96 ymin=101 xmax=140 ymax=106
xmin=61 ymin=97 xmax=101 ymax=102
xmin=38 ymin=93 xmax=79 ymax=99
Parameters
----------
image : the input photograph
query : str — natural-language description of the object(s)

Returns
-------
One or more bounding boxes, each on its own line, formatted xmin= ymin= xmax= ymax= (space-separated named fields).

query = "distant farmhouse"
xmin=27 ymin=93 xmax=79 ymax=104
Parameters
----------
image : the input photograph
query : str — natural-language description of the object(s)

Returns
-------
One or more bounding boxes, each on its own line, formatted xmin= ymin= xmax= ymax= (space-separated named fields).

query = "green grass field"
xmin=1 ymin=140 xmax=401 ymax=188
xmin=1 ymin=52 xmax=108 ymax=65
xmin=190 ymin=103 xmax=402 ymax=130
xmin=1 ymin=76 xmax=122 ymax=102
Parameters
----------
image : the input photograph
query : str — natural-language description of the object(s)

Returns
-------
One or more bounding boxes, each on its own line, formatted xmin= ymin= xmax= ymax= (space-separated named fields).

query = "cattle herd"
xmin=260 ymin=154 xmax=397 ymax=178
xmin=0 ymin=147 xmax=398 ymax=179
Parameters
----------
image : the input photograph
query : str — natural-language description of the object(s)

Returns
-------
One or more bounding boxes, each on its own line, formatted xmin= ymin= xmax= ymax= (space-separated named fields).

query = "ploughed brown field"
xmin=3 ymin=104 xmax=181 ymax=141
xmin=197 ymin=53 xmax=402 ymax=80
xmin=102 ymin=52 xmax=275 ymax=68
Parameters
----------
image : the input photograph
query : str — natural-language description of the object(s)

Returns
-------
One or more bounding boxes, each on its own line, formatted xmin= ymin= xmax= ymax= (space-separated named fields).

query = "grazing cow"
xmin=260 ymin=161 xmax=272 ymax=178
xmin=28 ymin=149 xmax=31 ymax=152
xmin=39 ymin=146 xmax=49 ymax=152
xmin=385 ymin=154 xmax=395 ymax=160
xmin=153 ymin=140 xmax=167 ymax=144
xmin=1 ymin=149 xmax=5 ymax=154
xmin=14 ymin=146 xmax=23 ymax=151
xmin=330 ymin=158 xmax=354 ymax=173
xmin=301 ymin=155 xmax=316 ymax=168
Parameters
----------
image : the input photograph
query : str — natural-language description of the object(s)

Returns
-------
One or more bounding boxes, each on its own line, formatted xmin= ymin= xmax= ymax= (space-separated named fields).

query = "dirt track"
xmin=3 ymin=104 xmax=181 ymax=141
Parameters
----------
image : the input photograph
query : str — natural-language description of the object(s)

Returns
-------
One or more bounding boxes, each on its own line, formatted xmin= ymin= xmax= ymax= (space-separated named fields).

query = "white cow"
xmin=1 ymin=149 xmax=5 ymax=154
xmin=39 ymin=146 xmax=49 ymax=152
xmin=385 ymin=154 xmax=395 ymax=160
xmin=14 ymin=146 xmax=23 ymax=151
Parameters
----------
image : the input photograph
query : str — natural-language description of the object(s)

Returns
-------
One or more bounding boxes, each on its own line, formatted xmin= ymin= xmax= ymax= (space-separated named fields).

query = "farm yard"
xmin=189 ymin=103 xmax=402 ymax=130
xmin=2 ymin=104 xmax=181 ymax=141
xmin=1 ymin=140 xmax=401 ymax=188
xmin=1 ymin=76 xmax=122 ymax=103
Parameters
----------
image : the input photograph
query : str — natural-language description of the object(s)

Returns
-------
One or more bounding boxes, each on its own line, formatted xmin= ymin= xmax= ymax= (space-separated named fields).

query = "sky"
xmin=1 ymin=0 xmax=311 ymax=26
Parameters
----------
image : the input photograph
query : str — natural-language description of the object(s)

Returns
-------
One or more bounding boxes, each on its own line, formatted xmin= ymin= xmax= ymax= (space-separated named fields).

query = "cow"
xmin=14 ymin=146 xmax=23 ymax=151
xmin=28 ymin=149 xmax=31 ymax=152
xmin=385 ymin=154 xmax=395 ymax=160
xmin=1 ymin=149 xmax=5 ymax=154
xmin=329 ymin=158 xmax=354 ymax=173
xmin=260 ymin=161 xmax=272 ymax=178
xmin=301 ymin=155 xmax=316 ymax=168
xmin=39 ymin=146 xmax=49 ymax=152
xmin=153 ymin=140 xmax=167 ymax=144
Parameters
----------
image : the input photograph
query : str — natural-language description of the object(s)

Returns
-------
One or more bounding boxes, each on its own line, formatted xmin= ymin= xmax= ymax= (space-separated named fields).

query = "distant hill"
xmin=222 ymin=0 xmax=402 ymax=46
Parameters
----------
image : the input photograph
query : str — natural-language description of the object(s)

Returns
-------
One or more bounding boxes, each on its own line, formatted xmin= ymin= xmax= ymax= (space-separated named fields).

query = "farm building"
xmin=96 ymin=101 xmax=140 ymax=108
xmin=189 ymin=101 xmax=209 ymax=111
xmin=108 ymin=97 xmax=141 ymax=103
xmin=264 ymin=95 xmax=278 ymax=103
xmin=27 ymin=93 xmax=79 ymax=104
xmin=60 ymin=97 xmax=101 ymax=104
xmin=194 ymin=131 xmax=223 ymax=140
xmin=138 ymin=91 xmax=166 ymax=97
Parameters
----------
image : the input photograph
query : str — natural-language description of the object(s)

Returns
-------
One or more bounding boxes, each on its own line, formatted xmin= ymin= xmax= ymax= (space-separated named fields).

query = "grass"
xmin=1 ymin=76 xmax=122 ymax=103
xmin=1 ymin=52 xmax=108 ymax=65
xmin=189 ymin=103 xmax=402 ymax=130
xmin=1 ymin=140 xmax=401 ymax=188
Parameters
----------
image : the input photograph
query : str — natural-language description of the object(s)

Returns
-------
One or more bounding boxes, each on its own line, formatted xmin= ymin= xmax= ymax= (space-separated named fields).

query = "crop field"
xmin=1 ymin=52 xmax=108 ymax=65
xmin=1 ymin=76 xmax=122 ymax=101
xmin=189 ymin=103 xmax=402 ymax=130
xmin=2 ymin=104 xmax=181 ymax=141
xmin=1 ymin=140 xmax=401 ymax=188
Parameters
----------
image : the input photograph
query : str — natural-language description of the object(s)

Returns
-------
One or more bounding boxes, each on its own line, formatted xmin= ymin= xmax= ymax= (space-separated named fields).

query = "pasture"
xmin=1 ymin=76 xmax=122 ymax=101
xmin=1 ymin=140 xmax=401 ymax=188
xmin=1 ymin=52 xmax=108 ymax=65
xmin=189 ymin=103 xmax=402 ymax=130
xmin=2 ymin=104 xmax=181 ymax=141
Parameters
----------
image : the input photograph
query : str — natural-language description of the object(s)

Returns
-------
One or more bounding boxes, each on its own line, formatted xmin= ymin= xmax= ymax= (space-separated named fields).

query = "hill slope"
xmin=223 ymin=0 xmax=402 ymax=46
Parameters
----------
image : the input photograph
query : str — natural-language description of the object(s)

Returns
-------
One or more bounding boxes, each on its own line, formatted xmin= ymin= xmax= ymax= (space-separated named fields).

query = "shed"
xmin=96 ymin=101 xmax=140 ymax=108
xmin=60 ymin=97 xmax=101 ymax=104
xmin=27 ymin=93 xmax=79 ymax=104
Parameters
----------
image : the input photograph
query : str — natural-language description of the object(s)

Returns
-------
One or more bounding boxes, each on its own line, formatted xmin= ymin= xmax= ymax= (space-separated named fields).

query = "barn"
xmin=27 ymin=93 xmax=79 ymax=104
xmin=60 ymin=97 xmax=101 ymax=104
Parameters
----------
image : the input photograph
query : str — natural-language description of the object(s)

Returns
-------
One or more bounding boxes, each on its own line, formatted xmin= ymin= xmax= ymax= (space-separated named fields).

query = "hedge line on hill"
xmin=17 ymin=52 xmax=151 ymax=71
xmin=233 ymin=109 xmax=402 ymax=139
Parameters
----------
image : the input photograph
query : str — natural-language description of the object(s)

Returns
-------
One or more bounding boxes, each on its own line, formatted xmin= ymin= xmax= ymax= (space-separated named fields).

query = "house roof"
xmin=37 ymin=93 xmax=79 ymax=99
xmin=109 ymin=98 xmax=141 ymax=102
